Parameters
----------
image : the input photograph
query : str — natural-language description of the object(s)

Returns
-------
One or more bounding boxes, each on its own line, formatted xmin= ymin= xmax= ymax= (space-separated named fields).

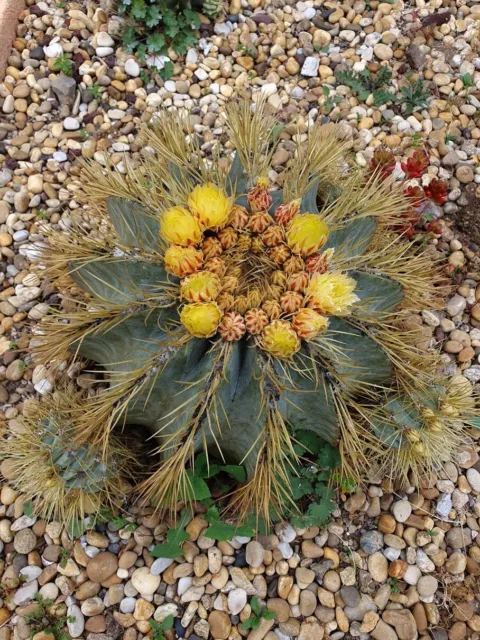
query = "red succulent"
xmin=423 ymin=178 xmax=448 ymax=205
xmin=369 ymin=148 xmax=396 ymax=179
xmin=403 ymin=185 xmax=425 ymax=207
xmin=401 ymin=150 xmax=429 ymax=179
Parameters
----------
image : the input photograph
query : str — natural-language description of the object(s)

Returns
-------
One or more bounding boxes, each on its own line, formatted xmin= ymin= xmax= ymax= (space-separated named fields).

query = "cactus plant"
xmin=24 ymin=100 xmax=476 ymax=521
xmin=1 ymin=393 xmax=130 ymax=523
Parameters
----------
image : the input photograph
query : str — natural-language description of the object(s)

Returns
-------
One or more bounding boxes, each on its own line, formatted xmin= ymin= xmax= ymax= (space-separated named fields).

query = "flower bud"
xmin=245 ymin=308 xmax=269 ymax=335
xmin=292 ymin=308 xmax=329 ymax=340
xmin=247 ymin=177 xmax=273 ymax=213
xmin=229 ymin=205 xmax=249 ymax=230
xmin=218 ymin=311 xmax=246 ymax=342
xmin=280 ymin=291 xmax=303 ymax=314
xmin=180 ymin=270 xmax=221 ymax=302
xmin=274 ymin=199 xmax=301 ymax=226
xmin=164 ymin=245 xmax=203 ymax=277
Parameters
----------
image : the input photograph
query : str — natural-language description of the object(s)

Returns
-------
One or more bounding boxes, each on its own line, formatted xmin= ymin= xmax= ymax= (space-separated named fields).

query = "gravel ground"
xmin=2 ymin=0 xmax=480 ymax=638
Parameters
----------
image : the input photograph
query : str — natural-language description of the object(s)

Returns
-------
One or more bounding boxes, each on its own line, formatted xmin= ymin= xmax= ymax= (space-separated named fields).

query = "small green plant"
xmin=460 ymin=73 xmax=474 ymax=88
xmin=388 ymin=578 xmax=400 ymax=593
xmin=59 ymin=547 xmax=69 ymax=569
xmin=120 ymin=0 xmax=202 ymax=80
xmin=425 ymin=529 xmax=438 ymax=537
xmin=322 ymin=86 xmax=343 ymax=113
xmin=56 ymin=1 xmax=66 ymax=7
xmin=36 ymin=209 xmax=50 ymax=220
xmin=89 ymin=84 xmax=104 ymax=102
xmin=399 ymin=77 xmax=430 ymax=115
xmin=111 ymin=515 xmax=137 ymax=531
xmin=149 ymin=615 xmax=174 ymax=640
xmin=445 ymin=134 xmax=458 ymax=144
xmin=411 ymin=133 xmax=422 ymax=147
xmin=247 ymin=71 xmax=255 ymax=81
xmin=336 ymin=66 xmax=396 ymax=106
xmin=52 ymin=54 xmax=73 ymax=76
xmin=285 ymin=433 xmax=339 ymax=528
xmin=17 ymin=361 xmax=27 ymax=372
xmin=240 ymin=597 xmax=276 ymax=631
xmin=25 ymin=594 xmax=75 ymax=640
xmin=9 ymin=342 xmax=18 ymax=351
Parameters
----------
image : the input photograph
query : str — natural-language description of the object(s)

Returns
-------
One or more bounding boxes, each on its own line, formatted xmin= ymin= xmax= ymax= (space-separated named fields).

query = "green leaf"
xmin=220 ymin=465 xmax=246 ymax=483
xmin=150 ymin=507 xmax=193 ymax=559
xmin=204 ymin=505 xmax=255 ymax=541
xmin=23 ymin=501 xmax=34 ymax=518
xmin=317 ymin=443 xmax=341 ymax=470
xmin=351 ymin=271 xmax=404 ymax=314
xmin=240 ymin=618 xmax=256 ymax=631
xmin=305 ymin=498 xmax=335 ymax=525
xmin=262 ymin=609 xmax=276 ymax=621
xmin=66 ymin=519 xmax=84 ymax=538
xmin=289 ymin=474 xmax=314 ymax=500
xmin=146 ymin=33 xmax=166 ymax=53
xmin=294 ymin=430 xmax=324 ymax=455
xmin=107 ymin=197 xmax=161 ymax=253
xmin=160 ymin=615 xmax=174 ymax=632
xmin=250 ymin=597 xmax=261 ymax=617
xmin=185 ymin=471 xmax=211 ymax=501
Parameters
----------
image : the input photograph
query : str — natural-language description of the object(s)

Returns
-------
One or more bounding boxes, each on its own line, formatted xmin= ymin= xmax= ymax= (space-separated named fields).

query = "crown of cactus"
xmin=0 ymin=393 xmax=130 ymax=522
xmin=30 ymin=100 xmax=477 ymax=521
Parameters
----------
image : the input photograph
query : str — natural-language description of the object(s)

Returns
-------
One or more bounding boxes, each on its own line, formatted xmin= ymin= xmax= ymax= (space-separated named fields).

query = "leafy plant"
xmin=388 ymin=577 xmax=400 ymax=593
xmin=25 ymin=594 xmax=75 ymax=640
xmin=36 ymin=209 xmax=50 ymax=220
xmin=285 ymin=433 xmax=338 ymax=527
xmin=52 ymin=54 xmax=73 ymax=76
xmin=399 ymin=77 xmax=430 ymax=115
xmin=240 ymin=597 xmax=276 ymax=631
xmin=89 ymin=84 xmax=104 ymax=102
xmin=204 ymin=505 xmax=255 ymax=541
xmin=150 ymin=508 xmax=192 ymax=559
xmin=149 ymin=615 xmax=174 ymax=640
xmin=460 ymin=73 xmax=474 ymax=88
xmin=336 ymin=66 xmax=396 ymax=106
xmin=59 ymin=547 xmax=69 ymax=569
xmin=119 ymin=0 xmax=203 ymax=80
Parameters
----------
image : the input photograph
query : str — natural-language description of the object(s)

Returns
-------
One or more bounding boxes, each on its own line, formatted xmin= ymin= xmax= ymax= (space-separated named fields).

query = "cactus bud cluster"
xmin=160 ymin=179 xmax=358 ymax=359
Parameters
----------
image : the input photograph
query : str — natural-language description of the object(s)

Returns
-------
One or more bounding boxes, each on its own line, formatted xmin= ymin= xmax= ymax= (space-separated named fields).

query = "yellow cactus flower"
xmin=261 ymin=319 xmax=301 ymax=359
xmin=160 ymin=206 xmax=202 ymax=247
xmin=188 ymin=183 xmax=232 ymax=229
xmin=286 ymin=213 xmax=329 ymax=257
xmin=292 ymin=308 xmax=329 ymax=340
xmin=180 ymin=302 xmax=222 ymax=338
xmin=164 ymin=245 xmax=203 ymax=277
xmin=306 ymin=271 xmax=359 ymax=315
xmin=180 ymin=270 xmax=221 ymax=302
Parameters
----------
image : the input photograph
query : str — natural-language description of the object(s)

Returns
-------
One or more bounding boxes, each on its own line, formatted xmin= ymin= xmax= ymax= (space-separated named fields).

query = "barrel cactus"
xmin=1 ymin=392 xmax=130 ymax=522
xmin=27 ymin=100 xmax=475 ymax=521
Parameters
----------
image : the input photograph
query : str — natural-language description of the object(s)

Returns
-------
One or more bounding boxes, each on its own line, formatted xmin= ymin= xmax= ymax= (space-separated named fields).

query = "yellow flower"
xmin=180 ymin=302 xmax=222 ymax=338
xmin=160 ymin=206 xmax=202 ymax=247
xmin=286 ymin=214 xmax=329 ymax=257
xmin=164 ymin=245 xmax=203 ymax=277
xmin=180 ymin=270 xmax=221 ymax=302
xmin=306 ymin=271 xmax=359 ymax=315
xmin=292 ymin=308 xmax=329 ymax=340
xmin=261 ymin=319 xmax=301 ymax=359
xmin=188 ymin=183 xmax=232 ymax=229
